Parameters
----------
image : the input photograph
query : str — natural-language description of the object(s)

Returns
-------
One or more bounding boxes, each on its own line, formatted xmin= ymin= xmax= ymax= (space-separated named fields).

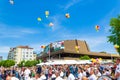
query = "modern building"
xmin=0 ymin=56 xmax=3 ymax=61
xmin=37 ymin=40 xmax=120 ymax=61
xmin=8 ymin=46 xmax=36 ymax=64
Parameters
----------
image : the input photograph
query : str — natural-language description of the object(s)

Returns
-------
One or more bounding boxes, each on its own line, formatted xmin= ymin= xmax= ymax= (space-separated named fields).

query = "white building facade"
xmin=7 ymin=46 xmax=36 ymax=64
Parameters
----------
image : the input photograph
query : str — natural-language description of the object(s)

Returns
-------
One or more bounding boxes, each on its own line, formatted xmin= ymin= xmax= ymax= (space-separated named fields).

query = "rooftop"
xmin=16 ymin=46 xmax=33 ymax=49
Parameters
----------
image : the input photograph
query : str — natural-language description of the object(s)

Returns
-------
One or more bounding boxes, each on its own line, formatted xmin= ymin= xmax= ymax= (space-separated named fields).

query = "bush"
xmin=80 ymin=55 xmax=90 ymax=60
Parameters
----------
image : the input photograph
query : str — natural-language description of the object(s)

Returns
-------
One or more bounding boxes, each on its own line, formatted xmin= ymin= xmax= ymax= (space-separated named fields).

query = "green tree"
xmin=18 ymin=60 xmax=25 ymax=67
xmin=18 ymin=60 xmax=39 ymax=67
xmin=108 ymin=15 xmax=120 ymax=54
xmin=0 ymin=60 xmax=15 ymax=67
xmin=80 ymin=55 xmax=90 ymax=60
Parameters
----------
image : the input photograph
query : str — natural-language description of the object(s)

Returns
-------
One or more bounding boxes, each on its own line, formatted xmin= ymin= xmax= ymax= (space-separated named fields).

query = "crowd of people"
xmin=0 ymin=58 xmax=120 ymax=80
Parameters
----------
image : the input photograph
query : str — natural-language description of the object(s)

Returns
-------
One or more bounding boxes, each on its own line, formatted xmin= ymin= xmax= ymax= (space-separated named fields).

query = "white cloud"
xmin=0 ymin=46 xmax=10 ymax=53
xmin=44 ymin=14 xmax=65 ymax=31
xmin=97 ymin=4 xmax=120 ymax=33
xmin=64 ymin=0 xmax=81 ymax=10
xmin=0 ymin=23 xmax=38 ymax=38
xmin=82 ymin=36 xmax=107 ymax=48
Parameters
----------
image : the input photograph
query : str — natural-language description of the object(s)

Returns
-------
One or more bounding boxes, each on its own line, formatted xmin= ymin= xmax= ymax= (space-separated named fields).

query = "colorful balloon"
xmin=75 ymin=46 xmax=79 ymax=53
xmin=45 ymin=11 xmax=49 ymax=18
xmin=37 ymin=17 xmax=41 ymax=22
xmin=41 ymin=46 xmax=46 ymax=48
xmin=65 ymin=13 xmax=70 ymax=18
xmin=95 ymin=25 xmax=100 ymax=31
xmin=9 ymin=0 xmax=14 ymax=5
xmin=114 ymin=44 xmax=119 ymax=49
xmin=49 ymin=22 xmax=54 ymax=27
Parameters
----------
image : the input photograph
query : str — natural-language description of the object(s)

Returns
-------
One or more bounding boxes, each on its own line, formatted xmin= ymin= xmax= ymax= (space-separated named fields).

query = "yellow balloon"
xmin=37 ymin=17 xmax=41 ymax=21
xmin=114 ymin=44 xmax=119 ymax=49
xmin=75 ymin=46 xmax=78 ymax=49
xmin=45 ymin=11 xmax=49 ymax=18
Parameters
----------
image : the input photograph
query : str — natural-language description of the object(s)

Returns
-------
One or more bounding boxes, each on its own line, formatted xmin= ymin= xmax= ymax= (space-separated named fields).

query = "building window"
xmin=26 ymin=52 xmax=28 ymax=54
xmin=30 ymin=55 xmax=32 ymax=57
xmin=26 ymin=55 xmax=28 ymax=57
xmin=34 ymin=55 xmax=36 ymax=57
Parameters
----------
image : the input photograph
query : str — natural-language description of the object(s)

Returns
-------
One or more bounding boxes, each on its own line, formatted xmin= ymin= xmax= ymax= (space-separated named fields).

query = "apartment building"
xmin=7 ymin=46 xmax=36 ymax=64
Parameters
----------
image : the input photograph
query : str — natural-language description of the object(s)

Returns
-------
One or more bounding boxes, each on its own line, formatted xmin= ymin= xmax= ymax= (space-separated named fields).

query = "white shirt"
xmin=78 ymin=72 xmax=83 ymax=80
xmin=24 ymin=68 xmax=31 ymax=77
xmin=39 ymin=75 xmax=46 ymax=80
xmin=88 ymin=74 xmax=97 ymax=80
xmin=67 ymin=73 xmax=75 ymax=80
xmin=82 ymin=71 xmax=86 ymax=77
xmin=55 ymin=76 xmax=63 ymax=80
xmin=60 ymin=71 xmax=64 ymax=77
xmin=115 ymin=64 xmax=120 ymax=80
xmin=51 ymin=74 xmax=56 ymax=78
xmin=96 ymin=72 xmax=101 ymax=77
xmin=115 ymin=64 xmax=120 ymax=74
xmin=11 ymin=77 xmax=19 ymax=80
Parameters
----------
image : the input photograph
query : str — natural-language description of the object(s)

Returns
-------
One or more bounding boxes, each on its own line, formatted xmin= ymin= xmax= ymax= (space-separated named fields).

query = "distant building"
xmin=7 ymin=46 xmax=36 ymax=64
xmin=0 ymin=56 xmax=3 ymax=61
xmin=37 ymin=40 xmax=120 ymax=61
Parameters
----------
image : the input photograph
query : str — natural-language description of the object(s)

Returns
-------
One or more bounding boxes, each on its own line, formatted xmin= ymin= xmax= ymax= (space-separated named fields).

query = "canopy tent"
xmin=36 ymin=60 xmax=92 ymax=65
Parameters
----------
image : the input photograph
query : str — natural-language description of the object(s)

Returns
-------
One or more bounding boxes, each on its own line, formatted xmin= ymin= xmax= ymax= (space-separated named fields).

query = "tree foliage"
xmin=18 ymin=60 xmax=39 ymax=67
xmin=0 ymin=60 xmax=15 ymax=67
xmin=80 ymin=55 xmax=90 ymax=60
xmin=108 ymin=15 xmax=120 ymax=54
xmin=18 ymin=60 xmax=25 ymax=67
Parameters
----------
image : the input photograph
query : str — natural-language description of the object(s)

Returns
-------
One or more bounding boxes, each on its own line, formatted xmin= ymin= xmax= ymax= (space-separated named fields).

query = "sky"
xmin=0 ymin=0 xmax=120 ymax=59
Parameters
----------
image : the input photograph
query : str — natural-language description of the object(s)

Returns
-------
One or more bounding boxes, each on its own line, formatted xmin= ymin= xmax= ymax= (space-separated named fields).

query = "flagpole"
xmin=49 ymin=44 xmax=50 ymax=62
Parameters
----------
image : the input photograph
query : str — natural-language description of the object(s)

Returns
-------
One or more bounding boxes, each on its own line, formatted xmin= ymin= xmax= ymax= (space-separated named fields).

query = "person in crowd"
xmin=94 ymin=69 xmax=101 ymax=78
xmin=35 ymin=73 xmax=41 ymax=80
xmin=115 ymin=58 xmax=120 ymax=80
xmin=14 ymin=67 xmax=20 ymax=79
xmin=88 ymin=68 xmax=97 ymax=80
xmin=39 ymin=72 xmax=46 ymax=80
xmin=55 ymin=71 xmax=63 ymax=80
xmin=11 ymin=74 xmax=19 ymax=80
xmin=37 ymin=66 xmax=42 ymax=74
xmin=51 ymin=71 xmax=56 ymax=80
xmin=60 ymin=69 xmax=64 ymax=78
xmin=78 ymin=68 xmax=83 ymax=80
xmin=44 ymin=66 xmax=49 ymax=80
xmin=24 ymin=67 xmax=31 ymax=80
xmin=67 ymin=70 xmax=75 ymax=80
xmin=6 ymin=72 xmax=11 ymax=80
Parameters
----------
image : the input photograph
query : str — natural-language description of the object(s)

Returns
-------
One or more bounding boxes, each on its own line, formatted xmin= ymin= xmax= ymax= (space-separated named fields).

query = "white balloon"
xmin=9 ymin=0 xmax=14 ymax=5
xmin=49 ymin=22 xmax=54 ymax=27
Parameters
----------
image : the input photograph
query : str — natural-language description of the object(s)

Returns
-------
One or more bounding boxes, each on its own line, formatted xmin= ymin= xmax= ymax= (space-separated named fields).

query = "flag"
xmin=47 ymin=45 xmax=50 ymax=54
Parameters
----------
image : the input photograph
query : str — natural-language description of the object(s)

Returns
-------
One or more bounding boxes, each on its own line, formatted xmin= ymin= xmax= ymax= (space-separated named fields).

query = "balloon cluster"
xmin=114 ymin=44 xmax=119 ymax=52
xmin=91 ymin=58 xmax=102 ymax=64
xmin=95 ymin=25 xmax=100 ymax=32
xmin=75 ymin=46 xmax=80 ymax=53
xmin=65 ymin=13 xmax=70 ymax=18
